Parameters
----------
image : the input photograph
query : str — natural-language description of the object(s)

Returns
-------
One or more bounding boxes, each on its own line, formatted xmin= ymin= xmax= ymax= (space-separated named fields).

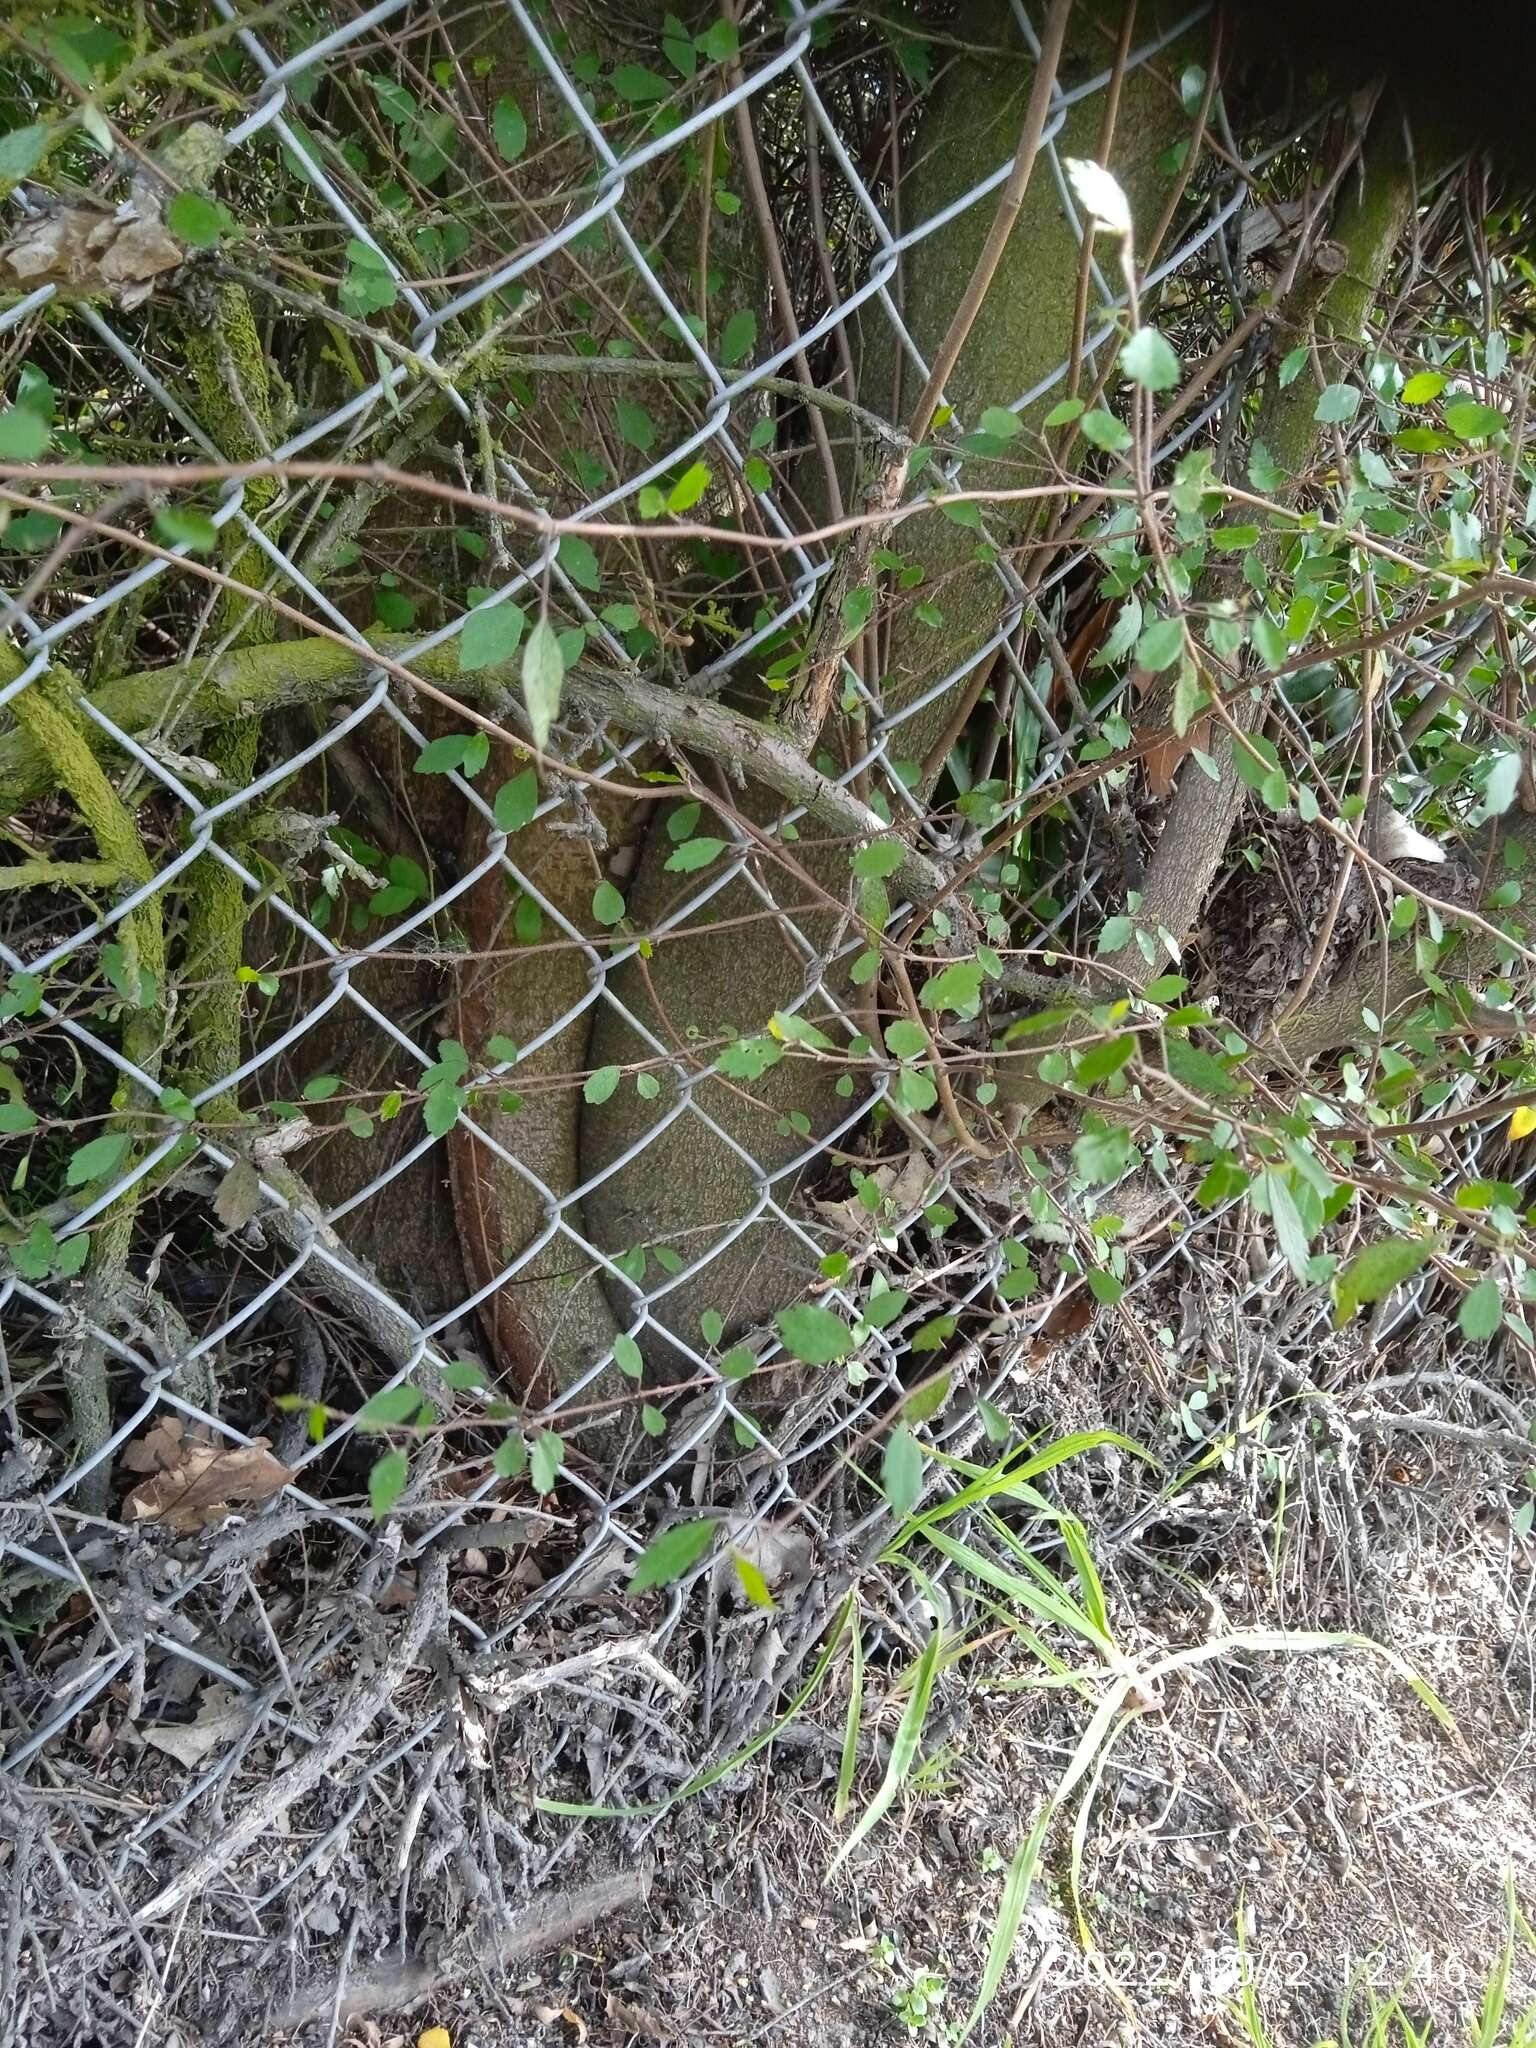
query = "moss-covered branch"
xmin=0 ymin=643 xmax=166 ymax=1506
xmin=0 ymin=635 xmax=950 ymax=904
xmin=173 ymin=281 xmax=280 ymax=1112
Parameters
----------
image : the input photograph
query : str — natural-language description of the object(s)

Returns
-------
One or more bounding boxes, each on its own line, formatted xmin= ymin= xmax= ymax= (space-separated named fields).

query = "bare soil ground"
xmin=6 ymin=1287 xmax=1536 ymax=2048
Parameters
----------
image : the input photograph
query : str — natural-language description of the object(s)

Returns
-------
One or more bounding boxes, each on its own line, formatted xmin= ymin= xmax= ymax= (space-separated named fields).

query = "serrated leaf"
xmin=1251 ymin=612 xmax=1288 ymax=668
xmin=667 ymin=461 xmax=711 ymax=512
xmin=460 ymin=599 xmax=526 ymax=671
xmin=977 ymin=404 xmax=1021 ymax=440
xmin=0 ymin=123 xmax=48 ymax=184
xmin=493 ymin=768 xmax=538 ymax=834
xmin=1136 ymin=615 xmax=1184 ymax=671
xmin=0 ymin=406 xmax=49 ymax=461
xmin=776 ymin=1302 xmax=853 ymax=1364
xmin=1247 ymin=438 xmax=1284 ymax=492
xmin=1445 ymin=398 xmax=1505 ymax=440
xmin=884 ymin=1019 xmax=928 ymax=1060
xmin=65 ymin=1132 xmax=131 ymax=1187
xmin=902 ymin=1371 xmax=950 ymax=1423
xmin=699 ymin=18 xmax=739 ymax=61
xmin=1334 ymin=1237 xmax=1434 ymax=1324
xmin=423 ymin=1081 xmax=464 ymax=1137
xmin=339 ymin=239 xmax=396 ymax=316
xmin=851 ymin=838 xmax=905 ymax=880
xmin=1121 ymin=325 xmax=1180 ymax=391
xmin=530 ymin=1430 xmax=564 ymax=1493
xmin=492 ymin=95 xmax=526 ymax=161
xmin=1162 ymin=1036 xmax=1243 ymax=1099
xmin=919 ymin=959 xmax=984 ymax=1017
xmin=882 ymin=1424 xmax=923 ymax=1519
xmin=629 ymin=1517 xmax=716 ymax=1591
xmin=863 ymin=1287 xmax=910 ymax=1330
xmin=1171 ymin=662 xmax=1206 ymax=737
xmin=1080 ymin=409 xmax=1132 ymax=453
xmin=441 ymin=1358 xmax=486 ymax=1390
xmin=558 ymin=534 xmax=601 ymax=591
xmin=356 ymin=1382 xmax=419 ymax=1430
xmin=1313 ymin=383 xmax=1361 ymax=424
xmin=1263 ymin=1171 xmax=1311 ymax=1282
xmin=414 ymin=732 xmax=482 ymax=776
xmin=1077 ymin=1033 xmax=1136 ymax=1085
xmin=521 ymin=618 xmax=564 ymax=750
xmin=493 ymin=1434 xmax=527 ymax=1478
xmin=841 ymin=585 xmax=874 ymax=639
xmin=1477 ymin=751 xmax=1522 ymax=822
xmin=1459 ymin=1275 xmax=1503 ymax=1343
xmin=664 ymin=835 xmax=727 ymax=872
xmin=610 ymin=63 xmax=671 ymax=103
xmin=1401 ymin=370 xmax=1445 ymax=404
xmin=718 ymin=308 xmax=757 ymax=368
xmin=732 ymin=1551 xmax=775 ymax=1609
xmin=369 ymin=1447 xmax=409 ymax=1519
xmin=1072 ymin=1121 xmax=1135 ymax=1185
xmin=167 ymin=191 xmax=230 ymax=250
xmin=615 ymin=396 xmax=655 ymax=451
xmin=154 ymin=506 xmax=217 ymax=551
xmin=1093 ymin=597 xmax=1142 ymax=670
xmin=1044 ymin=397 xmax=1086 ymax=427
xmin=1063 ymin=156 xmax=1132 ymax=235
xmin=592 ymin=879 xmax=625 ymax=926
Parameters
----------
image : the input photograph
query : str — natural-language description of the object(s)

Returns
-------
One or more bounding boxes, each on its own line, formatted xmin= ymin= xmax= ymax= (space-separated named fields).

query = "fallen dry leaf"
xmin=533 ymin=2008 xmax=586 ymax=2041
xmin=811 ymin=1147 xmax=936 ymax=1239
xmin=715 ymin=1512 xmax=812 ymax=1592
xmin=212 ymin=1155 xmax=263 ymax=1232
xmin=122 ymin=1416 xmax=292 ymax=1531
xmin=603 ymin=1992 xmax=673 ymax=2041
xmin=0 ymin=198 xmax=184 ymax=307
xmin=140 ymin=1682 xmax=246 ymax=1768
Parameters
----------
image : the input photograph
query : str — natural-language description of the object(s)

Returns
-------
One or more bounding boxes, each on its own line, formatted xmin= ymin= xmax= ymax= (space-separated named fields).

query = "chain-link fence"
xmin=0 ymin=0 xmax=1482 ymax=2026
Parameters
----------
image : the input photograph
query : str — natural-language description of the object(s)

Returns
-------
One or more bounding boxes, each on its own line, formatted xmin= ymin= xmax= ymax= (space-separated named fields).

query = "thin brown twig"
xmin=905 ymin=1 xmax=1072 ymax=443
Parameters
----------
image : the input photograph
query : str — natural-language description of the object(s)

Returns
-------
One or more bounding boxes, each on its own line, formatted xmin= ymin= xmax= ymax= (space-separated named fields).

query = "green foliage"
xmin=1334 ymin=1239 xmax=1435 ymax=1324
xmin=521 ymin=618 xmax=564 ymax=749
xmin=629 ymin=1517 xmax=716 ymax=1591
xmin=461 ymin=600 xmax=526 ymax=671
xmin=776 ymin=1303 xmax=853 ymax=1364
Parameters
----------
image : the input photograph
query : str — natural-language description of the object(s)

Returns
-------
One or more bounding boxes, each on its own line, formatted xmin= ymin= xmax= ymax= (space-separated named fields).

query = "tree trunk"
xmin=578 ymin=2 xmax=1203 ymax=1355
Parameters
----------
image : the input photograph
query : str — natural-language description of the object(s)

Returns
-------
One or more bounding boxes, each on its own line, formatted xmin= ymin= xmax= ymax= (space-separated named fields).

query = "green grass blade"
xmin=834 ymin=1613 xmax=864 ymax=1825
xmin=1057 ymin=1512 xmax=1112 ymax=1644
xmin=885 ymin=1431 xmax=1153 ymax=1555
xmin=956 ymin=1803 xmax=1053 ymax=2041
xmin=829 ymin=1620 xmax=942 ymax=1874
xmin=922 ymin=1525 xmax=1103 ymax=1647
xmin=1068 ymin=1707 xmax=1133 ymax=1949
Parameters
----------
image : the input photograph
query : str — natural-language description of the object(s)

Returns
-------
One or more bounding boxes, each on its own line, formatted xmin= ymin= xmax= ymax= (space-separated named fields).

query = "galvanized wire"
xmin=0 ymin=0 xmax=1316 ymax=1848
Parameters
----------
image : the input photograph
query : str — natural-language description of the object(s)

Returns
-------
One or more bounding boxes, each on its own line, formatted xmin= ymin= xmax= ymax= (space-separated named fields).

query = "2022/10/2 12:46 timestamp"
xmin=1039 ymin=1947 xmax=1477 ymax=1995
